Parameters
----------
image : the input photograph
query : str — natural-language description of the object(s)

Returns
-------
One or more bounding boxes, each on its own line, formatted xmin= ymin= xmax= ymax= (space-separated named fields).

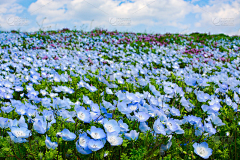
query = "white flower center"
xmin=92 ymin=132 xmax=100 ymax=139
xmin=197 ymin=147 xmax=207 ymax=156
xmin=106 ymin=125 xmax=113 ymax=132
xmin=92 ymin=144 xmax=97 ymax=148
xmin=109 ymin=136 xmax=117 ymax=145
xmin=130 ymin=105 xmax=137 ymax=110
xmin=15 ymin=131 xmax=24 ymax=137
xmin=78 ymin=112 xmax=85 ymax=119
xmin=80 ymin=138 xmax=85 ymax=145
xmin=167 ymin=122 xmax=172 ymax=127
xmin=138 ymin=115 xmax=144 ymax=120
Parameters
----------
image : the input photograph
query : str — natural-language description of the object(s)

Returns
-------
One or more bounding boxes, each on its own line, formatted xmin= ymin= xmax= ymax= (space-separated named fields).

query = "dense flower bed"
xmin=0 ymin=29 xmax=239 ymax=159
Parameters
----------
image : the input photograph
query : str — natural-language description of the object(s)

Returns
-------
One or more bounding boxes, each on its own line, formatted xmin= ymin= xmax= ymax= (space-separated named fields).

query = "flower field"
xmin=0 ymin=29 xmax=239 ymax=160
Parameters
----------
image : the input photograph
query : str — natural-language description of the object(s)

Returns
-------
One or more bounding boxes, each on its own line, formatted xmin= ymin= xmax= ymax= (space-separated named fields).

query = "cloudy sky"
xmin=0 ymin=0 xmax=240 ymax=35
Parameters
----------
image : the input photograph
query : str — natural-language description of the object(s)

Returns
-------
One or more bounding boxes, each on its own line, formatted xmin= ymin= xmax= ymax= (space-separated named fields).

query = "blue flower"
xmin=10 ymin=126 xmax=31 ymax=139
xmin=75 ymin=106 xmax=91 ymax=123
xmin=134 ymin=111 xmax=150 ymax=122
xmin=170 ymin=107 xmax=180 ymax=116
xmin=7 ymin=131 xmax=28 ymax=143
xmin=184 ymin=115 xmax=202 ymax=125
xmin=139 ymin=122 xmax=151 ymax=133
xmin=1 ymin=106 xmax=14 ymax=113
xmin=117 ymin=102 xmax=132 ymax=115
xmin=107 ymin=131 xmax=123 ymax=146
xmin=103 ymin=119 xmax=121 ymax=134
xmin=33 ymin=119 xmax=47 ymax=134
xmin=42 ymin=110 xmax=55 ymax=122
xmin=166 ymin=119 xmax=178 ymax=132
xmin=45 ymin=135 xmax=58 ymax=150
xmin=118 ymin=119 xmax=129 ymax=133
xmin=90 ymin=103 xmax=100 ymax=114
xmin=15 ymin=105 xmax=27 ymax=115
xmin=210 ymin=114 xmax=225 ymax=126
xmin=87 ymin=139 xmax=104 ymax=151
xmin=204 ymin=121 xmax=216 ymax=136
xmin=78 ymin=132 xmax=91 ymax=149
xmin=15 ymin=86 xmax=24 ymax=92
xmin=193 ymin=142 xmax=212 ymax=159
xmin=87 ymin=126 xmax=106 ymax=139
xmin=56 ymin=128 xmax=76 ymax=141
xmin=124 ymin=130 xmax=139 ymax=141
xmin=153 ymin=119 xmax=166 ymax=135
xmin=76 ymin=141 xmax=92 ymax=154
xmin=106 ymin=87 xmax=113 ymax=94
xmin=0 ymin=117 xmax=9 ymax=129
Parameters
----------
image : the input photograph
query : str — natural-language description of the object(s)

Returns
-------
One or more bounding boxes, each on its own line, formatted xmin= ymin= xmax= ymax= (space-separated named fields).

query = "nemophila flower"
xmin=41 ymin=97 xmax=52 ymax=108
xmin=165 ymin=118 xmax=178 ymax=132
xmin=209 ymin=114 xmax=225 ymax=126
xmin=225 ymin=96 xmax=232 ymax=106
xmin=78 ymin=132 xmax=91 ymax=149
xmin=1 ymin=106 xmax=14 ymax=113
xmin=15 ymin=105 xmax=27 ymax=115
xmin=170 ymin=107 xmax=180 ymax=116
xmin=90 ymin=103 xmax=100 ymax=113
xmin=76 ymin=141 xmax=92 ymax=154
xmin=7 ymin=131 xmax=28 ymax=143
xmin=17 ymin=115 xmax=28 ymax=128
xmin=87 ymin=126 xmax=106 ymax=139
xmin=102 ymin=100 xmax=115 ymax=110
xmin=0 ymin=117 xmax=9 ymax=129
xmin=158 ymin=113 xmax=168 ymax=124
xmin=107 ymin=131 xmax=123 ymax=146
xmin=53 ymin=74 xmax=61 ymax=82
xmin=139 ymin=121 xmax=151 ymax=133
xmin=149 ymin=96 xmax=159 ymax=106
xmin=83 ymin=96 xmax=92 ymax=105
xmin=234 ymin=92 xmax=239 ymax=103
xmin=204 ymin=121 xmax=216 ymax=136
xmin=185 ymin=76 xmax=197 ymax=86
xmin=58 ymin=109 xmax=75 ymax=123
xmin=87 ymin=139 xmax=104 ymax=151
xmin=4 ymin=93 xmax=13 ymax=99
xmin=106 ymin=87 xmax=113 ymax=94
xmin=42 ymin=110 xmax=55 ymax=122
xmin=128 ymin=102 xmax=138 ymax=112
xmin=103 ymin=119 xmax=120 ymax=133
xmin=33 ymin=119 xmax=47 ymax=134
xmin=118 ymin=101 xmax=132 ymax=115
xmin=134 ymin=111 xmax=150 ymax=122
xmin=10 ymin=126 xmax=31 ymax=139
xmin=45 ymin=135 xmax=58 ymax=150
xmin=124 ymin=130 xmax=139 ymax=141
xmin=196 ymin=91 xmax=210 ymax=103
xmin=193 ymin=142 xmax=212 ymax=159
xmin=90 ymin=111 xmax=101 ymax=121
xmin=184 ymin=115 xmax=202 ymax=125
xmin=86 ymin=84 xmax=98 ymax=92
xmin=118 ymin=119 xmax=129 ymax=133
xmin=56 ymin=128 xmax=76 ymax=141
xmin=115 ymin=91 xmax=126 ymax=101
xmin=231 ymin=102 xmax=238 ymax=112
xmin=14 ymin=86 xmax=23 ymax=92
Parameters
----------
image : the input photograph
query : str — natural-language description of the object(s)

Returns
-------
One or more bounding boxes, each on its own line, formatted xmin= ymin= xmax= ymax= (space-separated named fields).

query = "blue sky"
xmin=0 ymin=0 xmax=239 ymax=35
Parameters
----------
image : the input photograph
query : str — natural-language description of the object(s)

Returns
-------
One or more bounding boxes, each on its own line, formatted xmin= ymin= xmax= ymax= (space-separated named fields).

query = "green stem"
xmin=18 ymin=144 xmax=23 ymax=159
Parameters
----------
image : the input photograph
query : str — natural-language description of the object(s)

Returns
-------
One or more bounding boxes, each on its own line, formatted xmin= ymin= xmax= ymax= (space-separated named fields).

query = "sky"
xmin=0 ymin=0 xmax=240 ymax=35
